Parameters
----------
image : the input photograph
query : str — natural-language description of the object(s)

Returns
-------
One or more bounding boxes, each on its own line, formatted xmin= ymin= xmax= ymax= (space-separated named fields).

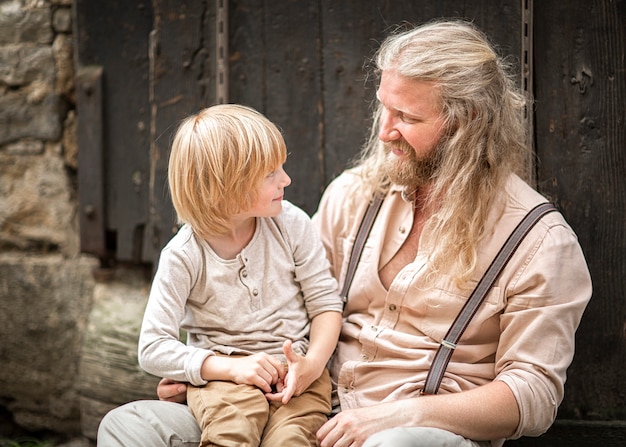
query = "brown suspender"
xmin=339 ymin=194 xmax=384 ymax=305
xmin=422 ymin=202 xmax=558 ymax=394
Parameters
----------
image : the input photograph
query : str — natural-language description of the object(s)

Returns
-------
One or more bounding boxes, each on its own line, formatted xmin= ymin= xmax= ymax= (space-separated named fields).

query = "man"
xmin=98 ymin=20 xmax=591 ymax=447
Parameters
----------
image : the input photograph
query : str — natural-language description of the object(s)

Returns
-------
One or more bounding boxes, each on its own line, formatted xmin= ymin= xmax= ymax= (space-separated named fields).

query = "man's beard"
xmin=383 ymin=139 xmax=445 ymax=189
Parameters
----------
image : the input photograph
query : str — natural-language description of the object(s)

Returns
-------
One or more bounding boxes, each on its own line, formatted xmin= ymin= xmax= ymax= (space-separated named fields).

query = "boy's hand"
xmin=215 ymin=352 xmax=286 ymax=393
xmin=265 ymin=339 xmax=321 ymax=405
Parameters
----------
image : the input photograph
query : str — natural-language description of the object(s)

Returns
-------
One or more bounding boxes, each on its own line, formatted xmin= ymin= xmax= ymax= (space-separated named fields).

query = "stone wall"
xmin=0 ymin=0 xmax=155 ymax=441
xmin=0 ymin=0 xmax=76 ymax=254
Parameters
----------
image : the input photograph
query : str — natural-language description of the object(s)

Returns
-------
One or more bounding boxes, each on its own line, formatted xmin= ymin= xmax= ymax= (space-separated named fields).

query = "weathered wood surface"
xmin=75 ymin=0 xmax=154 ymax=263
xmin=229 ymin=0 xmax=325 ymax=213
xmin=146 ymin=0 xmax=219 ymax=263
xmin=76 ymin=65 xmax=106 ymax=259
xmin=533 ymin=0 xmax=626 ymax=421
xmin=229 ymin=0 xmax=522 ymax=215
xmin=75 ymin=0 xmax=524 ymax=263
xmin=78 ymin=269 xmax=160 ymax=439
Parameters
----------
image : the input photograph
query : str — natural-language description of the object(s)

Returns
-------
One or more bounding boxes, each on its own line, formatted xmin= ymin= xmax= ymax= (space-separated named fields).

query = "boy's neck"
xmin=206 ymin=217 xmax=256 ymax=260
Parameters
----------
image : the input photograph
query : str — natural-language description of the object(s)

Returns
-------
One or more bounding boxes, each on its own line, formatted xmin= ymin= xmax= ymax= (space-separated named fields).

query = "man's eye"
xmin=400 ymin=114 xmax=418 ymax=124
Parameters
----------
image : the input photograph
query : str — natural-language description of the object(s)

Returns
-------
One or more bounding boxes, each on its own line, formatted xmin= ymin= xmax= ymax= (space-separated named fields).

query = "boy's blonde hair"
xmin=168 ymin=104 xmax=287 ymax=238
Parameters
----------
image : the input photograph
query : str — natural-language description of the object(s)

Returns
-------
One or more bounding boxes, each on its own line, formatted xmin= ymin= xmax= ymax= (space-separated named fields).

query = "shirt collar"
xmin=389 ymin=183 xmax=416 ymax=205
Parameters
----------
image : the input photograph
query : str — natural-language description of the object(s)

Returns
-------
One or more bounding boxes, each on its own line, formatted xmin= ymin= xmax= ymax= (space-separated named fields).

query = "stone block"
xmin=0 ymin=254 xmax=98 ymax=434
xmin=0 ymin=89 xmax=61 ymax=144
xmin=0 ymin=148 xmax=77 ymax=254
xmin=52 ymin=7 xmax=72 ymax=33
xmin=0 ymin=2 xmax=53 ymax=45
xmin=0 ymin=46 xmax=55 ymax=86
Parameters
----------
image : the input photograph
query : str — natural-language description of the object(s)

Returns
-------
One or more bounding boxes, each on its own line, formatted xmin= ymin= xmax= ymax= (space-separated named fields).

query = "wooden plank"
xmin=264 ymin=1 xmax=323 ymax=214
xmin=229 ymin=0 xmax=523 ymax=212
xmin=229 ymin=1 xmax=323 ymax=215
xmin=76 ymin=66 xmax=106 ymax=259
xmin=146 ymin=0 xmax=217 ymax=262
xmin=319 ymin=0 xmax=523 ymax=191
xmin=319 ymin=1 xmax=382 ymax=185
xmin=533 ymin=0 xmax=626 ymax=419
xmin=74 ymin=0 xmax=154 ymax=262
xmin=228 ymin=0 xmax=265 ymax=110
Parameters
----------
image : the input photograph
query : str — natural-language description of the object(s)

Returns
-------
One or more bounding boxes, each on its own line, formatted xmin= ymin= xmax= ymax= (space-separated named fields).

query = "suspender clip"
xmin=441 ymin=339 xmax=457 ymax=350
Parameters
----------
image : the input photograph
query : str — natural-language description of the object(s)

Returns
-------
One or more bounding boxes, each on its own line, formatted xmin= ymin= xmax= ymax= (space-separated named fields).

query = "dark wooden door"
xmin=533 ymin=0 xmax=626 ymax=425
xmin=75 ymin=0 xmax=525 ymax=265
xmin=228 ymin=0 xmax=525 ymax=213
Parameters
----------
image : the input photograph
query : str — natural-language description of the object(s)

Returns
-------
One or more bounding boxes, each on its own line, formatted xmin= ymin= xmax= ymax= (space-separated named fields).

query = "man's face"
xmin=376 ymin=70 xmax=447 ymax=188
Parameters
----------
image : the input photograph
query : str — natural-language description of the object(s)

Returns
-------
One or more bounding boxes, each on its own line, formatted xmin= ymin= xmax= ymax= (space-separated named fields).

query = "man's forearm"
xmin=318 ymin=380 xmax=519 ymax=447
xmin=411 ymin=380 xmax=519 ymax=440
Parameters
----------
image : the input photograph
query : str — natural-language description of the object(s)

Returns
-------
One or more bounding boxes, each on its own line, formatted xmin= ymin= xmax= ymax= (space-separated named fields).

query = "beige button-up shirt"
xmin=313 ymin=169 xmax=591 ymax=444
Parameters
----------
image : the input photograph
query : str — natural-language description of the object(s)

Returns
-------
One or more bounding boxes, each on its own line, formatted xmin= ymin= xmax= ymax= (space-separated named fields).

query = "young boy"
xmin=138 ymin=104 xmax=343 ymax=446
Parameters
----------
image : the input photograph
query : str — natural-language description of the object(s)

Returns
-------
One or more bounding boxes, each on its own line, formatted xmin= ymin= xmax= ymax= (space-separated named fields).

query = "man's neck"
xmin=379 ymin=198 xmax=430 ymax=290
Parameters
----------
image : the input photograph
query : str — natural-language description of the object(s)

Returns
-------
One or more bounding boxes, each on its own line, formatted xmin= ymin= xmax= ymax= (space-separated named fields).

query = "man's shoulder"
xmin=504 ymin=173 xmax=556 ymax=213
xmin=502 ymin=173 xmax=572 ymax=231
xmin=326 ymin=167 xmax=365 ymax=192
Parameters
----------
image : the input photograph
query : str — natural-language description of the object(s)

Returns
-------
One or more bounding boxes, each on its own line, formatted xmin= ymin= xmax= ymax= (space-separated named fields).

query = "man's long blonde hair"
xmin=357 ymin=20 xmax=529 ymax=287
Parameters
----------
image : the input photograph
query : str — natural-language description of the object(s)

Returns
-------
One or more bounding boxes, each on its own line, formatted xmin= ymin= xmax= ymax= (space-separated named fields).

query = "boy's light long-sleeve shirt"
xmin=139 ymin=200 xmax=343 ymax=386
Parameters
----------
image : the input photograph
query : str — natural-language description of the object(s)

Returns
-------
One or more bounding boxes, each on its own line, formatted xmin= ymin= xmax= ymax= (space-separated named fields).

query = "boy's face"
xmin=246 ymin=164 xmax=291 ymax=217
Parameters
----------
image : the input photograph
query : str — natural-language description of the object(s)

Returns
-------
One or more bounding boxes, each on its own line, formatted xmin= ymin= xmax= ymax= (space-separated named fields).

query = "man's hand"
xmin=316 ymin=400 xmax=416 ymax=447
xmin=156 ymin=378 xmax=187 ymax=403
xmin=317 ymin=407 xmax=381 ymax=447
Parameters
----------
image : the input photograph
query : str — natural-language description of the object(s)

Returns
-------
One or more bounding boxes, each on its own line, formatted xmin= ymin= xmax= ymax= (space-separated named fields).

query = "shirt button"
xmin=241 ymin=270 xmax=248 ymax=277
xmin=252 ymin=289 xmax=259 ymax=296
xmin=388 ymin=304 xmax=397 ymax=312
xmin=399 ymin=226 xmax=407 ymax=234
xmin=371 ymin=325 xmax=377 ymax=331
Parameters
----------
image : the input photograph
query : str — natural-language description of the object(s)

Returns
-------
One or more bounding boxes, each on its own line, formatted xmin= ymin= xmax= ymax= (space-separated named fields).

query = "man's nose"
xmin=378 ymin=111 xmax=401 ymax=142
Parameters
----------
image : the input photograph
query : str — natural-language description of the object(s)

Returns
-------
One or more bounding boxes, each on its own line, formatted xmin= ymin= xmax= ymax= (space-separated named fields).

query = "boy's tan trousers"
xmin=187 ymin=368 xmax=331 ymax=447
